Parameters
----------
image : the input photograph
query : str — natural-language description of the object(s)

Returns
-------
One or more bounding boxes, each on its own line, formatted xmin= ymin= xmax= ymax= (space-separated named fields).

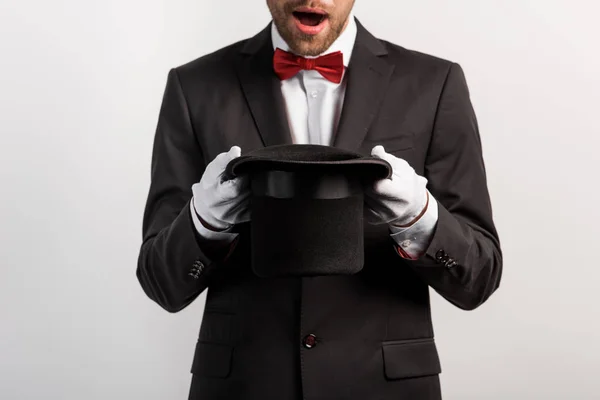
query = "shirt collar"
xmin=271 ymin=12 xmax=357 ymax=67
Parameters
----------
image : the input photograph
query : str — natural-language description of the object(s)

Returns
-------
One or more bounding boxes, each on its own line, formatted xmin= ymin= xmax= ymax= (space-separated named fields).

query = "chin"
xmin=296 ymin=43 xmax=328 ymax=57
xmin=287 ymin=31 xmax=332 ymax=56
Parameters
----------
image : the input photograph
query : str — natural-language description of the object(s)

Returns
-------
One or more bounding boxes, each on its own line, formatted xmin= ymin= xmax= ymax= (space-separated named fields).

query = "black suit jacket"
xmin=137 ymin=20 xmax=502 ymax=400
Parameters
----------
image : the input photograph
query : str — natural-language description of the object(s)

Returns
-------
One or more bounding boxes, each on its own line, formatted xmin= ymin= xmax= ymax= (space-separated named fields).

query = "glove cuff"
xmin=192 ymin=197 xmax=233 ymax=231
xmin=390 ymin=190 xmax=430 ymax=228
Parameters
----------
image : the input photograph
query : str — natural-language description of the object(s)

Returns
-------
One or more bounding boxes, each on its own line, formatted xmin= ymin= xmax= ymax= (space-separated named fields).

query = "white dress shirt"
xmin=273 ymin=15 xmax=356 ymax=146
xmin=191 ymin=15 xmax=438 ymax=259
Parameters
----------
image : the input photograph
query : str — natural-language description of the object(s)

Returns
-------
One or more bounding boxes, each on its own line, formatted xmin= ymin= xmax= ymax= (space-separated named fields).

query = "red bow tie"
xmin=273 ymin=48 xmax=345 ymax=84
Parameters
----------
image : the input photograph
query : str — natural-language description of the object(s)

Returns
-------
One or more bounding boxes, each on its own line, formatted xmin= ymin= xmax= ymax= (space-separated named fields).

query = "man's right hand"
xmin=192 ymin=146 xmax=251 ymax=232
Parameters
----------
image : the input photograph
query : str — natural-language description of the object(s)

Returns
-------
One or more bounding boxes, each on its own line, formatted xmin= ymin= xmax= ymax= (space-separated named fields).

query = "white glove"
xmin=192 ymin=146 xmax=251 ymax=231
xmin=364 ymin=145 xmax=429 ymax=226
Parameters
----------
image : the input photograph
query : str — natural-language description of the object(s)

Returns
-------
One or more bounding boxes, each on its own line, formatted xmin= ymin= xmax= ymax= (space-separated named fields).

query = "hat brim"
xmin=225 ymin=144 xmax=392 ymax=180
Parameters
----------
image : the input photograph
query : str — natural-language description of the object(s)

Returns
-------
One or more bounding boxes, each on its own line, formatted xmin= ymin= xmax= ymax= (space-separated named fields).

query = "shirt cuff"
xmin=190 ymin=199 xmax=238 ymax=243
xmin=389 ymin=192 xmax=439 ymax=259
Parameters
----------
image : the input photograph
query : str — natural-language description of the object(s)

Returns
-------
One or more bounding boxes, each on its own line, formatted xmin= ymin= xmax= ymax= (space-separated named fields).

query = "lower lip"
xmin=293 ymin=15 xmax=328 ymax=35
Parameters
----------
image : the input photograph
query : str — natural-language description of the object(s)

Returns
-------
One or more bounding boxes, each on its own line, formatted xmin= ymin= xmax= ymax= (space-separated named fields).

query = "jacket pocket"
xmin=382 ymin=338 xmax=441 ymax=380
xmin=191 ymin=342 xmax=233 ymax=378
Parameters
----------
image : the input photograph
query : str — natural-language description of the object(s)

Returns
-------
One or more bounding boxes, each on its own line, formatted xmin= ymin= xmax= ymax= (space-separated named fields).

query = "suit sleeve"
xmin=136 ymin=68 xmax=237 ymax=313
xmin=403 ymin=63 xmax=503 ymax=310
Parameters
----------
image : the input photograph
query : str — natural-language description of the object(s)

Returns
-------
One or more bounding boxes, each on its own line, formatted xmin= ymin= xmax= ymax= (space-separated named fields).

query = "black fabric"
xmin=250 ymin=170 xmax=362 ymax=199
xmin=226 ymin=144 xmax=389 ymax=277
xmin=137 ymin=18 xmax=502 ymax=400
xmin=191 ymin=342 xmax=233 ymax=378
xmin=250 ymin=194 xmax=364 ymax=277
xmin=382 ymin=338 xmax=442 ymax=380
xmin=226 ymin=143 xmax=392 ymax=180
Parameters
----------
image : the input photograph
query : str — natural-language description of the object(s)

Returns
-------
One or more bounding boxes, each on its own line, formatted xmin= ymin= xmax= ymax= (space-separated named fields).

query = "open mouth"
xmin=292 ymin=9 xmax=328 ymax=27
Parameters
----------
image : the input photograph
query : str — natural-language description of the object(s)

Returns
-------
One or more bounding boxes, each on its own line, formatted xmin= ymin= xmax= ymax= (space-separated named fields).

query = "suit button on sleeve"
xmin=193 ymin=260 xmax=205 ymax=271
xmin=435 ymin=250 xmax=447 ymax=263
xmin=188 ymin=259 xmax=205 ymax=279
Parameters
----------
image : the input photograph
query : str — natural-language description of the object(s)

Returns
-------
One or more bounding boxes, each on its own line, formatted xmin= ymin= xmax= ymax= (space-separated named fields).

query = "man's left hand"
xmin=365 ymin=145 xmax=429 ymax=227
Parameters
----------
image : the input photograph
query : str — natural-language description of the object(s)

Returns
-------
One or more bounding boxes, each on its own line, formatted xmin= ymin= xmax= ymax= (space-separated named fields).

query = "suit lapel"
xmin=332 ymin=21 xmax=395 ymax=152
xmin=236 ymin=25 xmax=293 ymax=148
xmin=235 ymin=21 xmax=393 ymax=151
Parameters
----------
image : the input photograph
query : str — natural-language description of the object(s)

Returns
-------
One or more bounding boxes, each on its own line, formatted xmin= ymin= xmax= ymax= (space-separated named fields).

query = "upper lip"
xmin=293 ymin=6 xmax=328 ymax=15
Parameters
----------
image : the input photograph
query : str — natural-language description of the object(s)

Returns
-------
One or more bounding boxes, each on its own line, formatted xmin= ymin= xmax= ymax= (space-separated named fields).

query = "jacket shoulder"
xmin=381 ymin=40 xmax=456 ymax=77
xmin=171 ymin=38 xmax=249 ymax=84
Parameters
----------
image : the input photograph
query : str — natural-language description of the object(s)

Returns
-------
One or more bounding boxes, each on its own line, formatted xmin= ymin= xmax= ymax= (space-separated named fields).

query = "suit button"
xmin=303 ymin=334 xmax=317 ymax=349
xmin=435 ymin=250 xmax=447 ymax=263
xmin=445 ymin=259 xmax=458 ymax=269
xmin=193 ymin=260 xmax=205 ymax=270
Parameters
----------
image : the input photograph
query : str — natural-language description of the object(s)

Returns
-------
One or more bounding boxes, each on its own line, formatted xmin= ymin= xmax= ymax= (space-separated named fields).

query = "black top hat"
xmin=226 ymin=144 xmax=392 ymax=278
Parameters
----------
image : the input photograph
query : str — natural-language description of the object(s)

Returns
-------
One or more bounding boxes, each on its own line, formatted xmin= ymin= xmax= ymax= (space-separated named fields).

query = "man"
xmin=137 ymin=0 xmax=502 ymax=399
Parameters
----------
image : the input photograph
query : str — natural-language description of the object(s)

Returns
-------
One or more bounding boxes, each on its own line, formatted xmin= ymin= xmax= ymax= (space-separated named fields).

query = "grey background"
xmin=1 ymin=0 xmax=599 ymax=399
